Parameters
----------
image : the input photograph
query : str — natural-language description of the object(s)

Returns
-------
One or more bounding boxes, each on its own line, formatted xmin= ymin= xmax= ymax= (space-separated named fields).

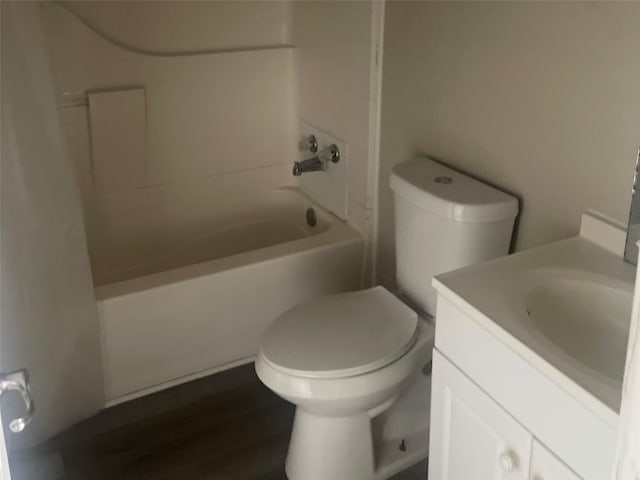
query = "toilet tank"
xmin=389 ymin=156 xmax=518 ymax=316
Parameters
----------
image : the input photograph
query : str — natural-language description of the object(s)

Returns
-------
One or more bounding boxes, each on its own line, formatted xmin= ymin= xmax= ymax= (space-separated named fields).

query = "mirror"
xmin=624 ymin=147 xmax=640 ymax=264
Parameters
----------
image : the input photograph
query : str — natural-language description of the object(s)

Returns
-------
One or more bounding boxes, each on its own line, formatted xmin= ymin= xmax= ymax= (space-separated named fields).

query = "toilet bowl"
xmin=255 ymin=287 xmax=434 ymax=480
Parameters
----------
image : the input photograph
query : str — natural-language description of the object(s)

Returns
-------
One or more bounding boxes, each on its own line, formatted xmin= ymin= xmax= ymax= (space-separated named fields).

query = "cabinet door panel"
xmin=429 ymin=350 xmax=532 ymax=480
xmin=530 ymin=440 xmax=582 ymax=480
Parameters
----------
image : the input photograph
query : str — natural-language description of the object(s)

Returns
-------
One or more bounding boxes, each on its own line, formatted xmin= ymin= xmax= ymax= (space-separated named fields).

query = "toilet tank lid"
xmin=389 ymin=156 xmax=519 ymax=222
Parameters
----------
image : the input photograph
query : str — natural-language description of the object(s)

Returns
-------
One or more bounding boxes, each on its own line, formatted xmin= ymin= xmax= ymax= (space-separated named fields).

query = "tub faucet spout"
xmin=292 ymin=156 xmax=326 ymax=176
xmin=292 ymin=144 xmax=341 ymax=177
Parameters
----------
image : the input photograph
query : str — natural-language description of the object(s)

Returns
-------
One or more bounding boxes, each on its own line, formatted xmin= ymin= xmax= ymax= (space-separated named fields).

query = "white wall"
xmin=61 ymin=1 xmax=292 ymax=53
xmin=40 ymin=2 xmax=297 ymax=285
xmin=1 ymin=1 xmax=104 ymax=446
xmin=377 ymin=1 xmax=640 ymax=288
xmin=292 ymin=0 xmax=382 ymax=283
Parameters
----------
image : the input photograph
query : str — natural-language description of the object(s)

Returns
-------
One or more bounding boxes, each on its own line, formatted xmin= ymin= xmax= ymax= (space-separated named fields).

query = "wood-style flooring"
xmin=9 ymin=364 xmax=426 ymax=480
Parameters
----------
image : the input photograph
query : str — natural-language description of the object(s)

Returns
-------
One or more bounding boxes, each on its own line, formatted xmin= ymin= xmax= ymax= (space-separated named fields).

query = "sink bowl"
xmin=525 ymin=272 xmax=632 ymax=382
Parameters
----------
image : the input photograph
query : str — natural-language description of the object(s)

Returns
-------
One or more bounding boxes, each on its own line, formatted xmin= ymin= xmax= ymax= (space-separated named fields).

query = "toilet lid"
xmin=259 ymin=286 xmax=419 ymax=379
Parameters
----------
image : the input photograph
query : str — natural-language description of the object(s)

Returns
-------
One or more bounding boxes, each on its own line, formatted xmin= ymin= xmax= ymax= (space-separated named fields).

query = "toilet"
xmin=255 ymin=156 xmax=518 ymax=480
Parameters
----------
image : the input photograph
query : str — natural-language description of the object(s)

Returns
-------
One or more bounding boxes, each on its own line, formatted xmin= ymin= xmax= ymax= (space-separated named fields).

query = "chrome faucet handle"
xmin=316 ymin=144 xmax=340 ymax=164
xmin=297 ymin=134 xmax=318 ymax=153
xmin=324 ymin=144 xmax=340 ymax=164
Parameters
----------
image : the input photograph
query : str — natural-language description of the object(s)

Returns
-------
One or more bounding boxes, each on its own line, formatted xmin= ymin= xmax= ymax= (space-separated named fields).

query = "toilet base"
xmin=373 ymin=368 xmax=431 ymax=478
xmin=286 ymin=409 xmax=375 ymax=480
xmin=284 ymin=407 xmax=427 ymax=480
xmin=284 ymin=367 xmax=431 ymax=480
xmin=373 ymin=429 xmax=427 ymax=480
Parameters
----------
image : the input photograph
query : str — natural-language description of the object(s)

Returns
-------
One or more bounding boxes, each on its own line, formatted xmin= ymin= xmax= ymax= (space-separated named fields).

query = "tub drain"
xmin=306 ymin=207 xmax=317 ymax=227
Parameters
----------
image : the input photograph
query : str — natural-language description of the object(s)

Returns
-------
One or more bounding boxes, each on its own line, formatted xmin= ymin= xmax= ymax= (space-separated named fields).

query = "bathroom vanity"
xmin=428 ymin=212 xmax=635 ymax=480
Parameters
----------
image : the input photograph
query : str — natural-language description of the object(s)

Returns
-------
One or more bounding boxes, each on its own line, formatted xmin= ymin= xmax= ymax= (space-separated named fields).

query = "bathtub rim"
xmin=94 ymin=195 xmax=363 ymax=300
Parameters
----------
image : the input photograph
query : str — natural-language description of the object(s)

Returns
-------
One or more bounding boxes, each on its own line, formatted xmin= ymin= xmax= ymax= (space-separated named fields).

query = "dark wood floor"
xmin=10 ymin=364 xmax=426 ymax=480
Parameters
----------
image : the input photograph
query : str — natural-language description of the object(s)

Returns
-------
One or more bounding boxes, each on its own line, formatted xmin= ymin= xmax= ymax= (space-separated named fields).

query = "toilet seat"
xmin=259 ymin=286 xmax=418 ymax=379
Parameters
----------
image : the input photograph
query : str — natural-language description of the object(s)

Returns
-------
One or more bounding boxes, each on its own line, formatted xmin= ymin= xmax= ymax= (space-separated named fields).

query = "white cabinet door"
xmin=530 ymin=440 xmax=582 ymax=480
xmin=429 ymin=350 xmax=533 ymax=480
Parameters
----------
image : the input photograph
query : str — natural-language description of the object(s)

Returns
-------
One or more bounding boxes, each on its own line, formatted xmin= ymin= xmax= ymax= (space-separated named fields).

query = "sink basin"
xmin=525 ymin=272 xmax=633 ymax=382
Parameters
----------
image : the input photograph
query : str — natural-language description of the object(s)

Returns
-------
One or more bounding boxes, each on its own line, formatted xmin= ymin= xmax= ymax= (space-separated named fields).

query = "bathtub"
xmin=95 ymin=188 xmax=365 ymax=405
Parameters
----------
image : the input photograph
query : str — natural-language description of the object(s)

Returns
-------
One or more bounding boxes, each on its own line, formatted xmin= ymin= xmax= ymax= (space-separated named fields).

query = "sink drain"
xmin=306 ymin=207 xmax=317 ymax=227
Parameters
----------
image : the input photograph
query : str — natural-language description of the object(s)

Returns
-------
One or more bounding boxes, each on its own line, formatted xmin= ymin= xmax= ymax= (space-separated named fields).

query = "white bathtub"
xmin=95 ymin=188 xmax=365 ymax=405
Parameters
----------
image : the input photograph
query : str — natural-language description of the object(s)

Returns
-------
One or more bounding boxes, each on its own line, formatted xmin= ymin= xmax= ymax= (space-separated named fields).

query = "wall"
xmin=292 ymin=1 xmax=383 ymax=283
xmin=377 ymin=1 xmax=640 ymax=288
xmin=40 ymin=2 xmax=297 ymax=285
xmin=1 ymin=1 xmax=104 ymax=446
xmin=61 ymin=1 xmax=292 ymax=53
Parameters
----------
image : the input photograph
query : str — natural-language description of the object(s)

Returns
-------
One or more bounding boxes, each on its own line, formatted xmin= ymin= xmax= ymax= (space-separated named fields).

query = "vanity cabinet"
xmin=429 ymin=350 xmax=581 ymax=480
xmin=428 ymin=293 xmax=617 ymax=480
xmin=530 ymin=441 xmax=581 ymax=480
xmin=430 ymin=350 xmax=532 ymax=479
xmin=428 ymin=215 xmax=628 ymax=480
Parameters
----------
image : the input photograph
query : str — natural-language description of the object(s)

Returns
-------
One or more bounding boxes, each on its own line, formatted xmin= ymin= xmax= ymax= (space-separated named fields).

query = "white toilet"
xmin=255 ymin=156 xmax=518 ymax=480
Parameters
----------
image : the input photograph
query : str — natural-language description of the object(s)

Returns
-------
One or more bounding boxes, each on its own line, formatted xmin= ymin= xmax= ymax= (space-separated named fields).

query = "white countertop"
xmin=433 ymin=214 xmax=636 ymax=427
